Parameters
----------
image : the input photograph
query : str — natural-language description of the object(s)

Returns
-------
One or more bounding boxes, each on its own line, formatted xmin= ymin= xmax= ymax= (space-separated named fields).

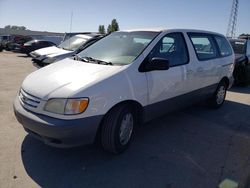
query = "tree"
xmin=111 ymin=19 xmax=119 ymax=32
xmin=107 ymin=24 xmax=112 ymax=34
xmin=99 ymin=19 xmax=120 ymax=34
xmin=4 ymin=25 xmax=11 ymax=29
xmin=106 ymin=19 xmax=119 ymax=34
xmin=19 ymin=26 xmax=26 ymax=30
xmin=11 ymin=26 xmax=18 ymax=30
xmin=98 ymin=25 xmax=106 ymax=34
xmin=4 ymin=25 xmax=27 ymax=30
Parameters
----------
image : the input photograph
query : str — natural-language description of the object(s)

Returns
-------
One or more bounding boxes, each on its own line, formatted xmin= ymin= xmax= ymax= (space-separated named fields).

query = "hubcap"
xmin=216 ymin=85 xmax=226 ymax=105
xmin=119 ymin=113 xmax=134 ymax=146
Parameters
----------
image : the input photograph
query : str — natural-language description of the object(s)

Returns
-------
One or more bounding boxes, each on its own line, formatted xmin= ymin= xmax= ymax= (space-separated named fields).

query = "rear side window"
xmin=214 ymin=36 xmax=232 ymax=57
xmin=189 ymin=34 xmax=217 ymax=60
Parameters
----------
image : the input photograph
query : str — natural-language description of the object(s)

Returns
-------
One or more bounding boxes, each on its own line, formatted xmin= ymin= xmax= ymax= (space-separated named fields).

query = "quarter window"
xmin=189 ymin=34 xmax=217 ymax=60
xmin=149 ymin=33 xmax=189 ymax=67
xmin=214 ymin=36 xmax=232 ymax=57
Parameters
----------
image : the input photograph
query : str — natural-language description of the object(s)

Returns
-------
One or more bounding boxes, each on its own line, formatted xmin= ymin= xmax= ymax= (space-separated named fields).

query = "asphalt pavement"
xmin=1 ymin=51 xmax=250 ymax=188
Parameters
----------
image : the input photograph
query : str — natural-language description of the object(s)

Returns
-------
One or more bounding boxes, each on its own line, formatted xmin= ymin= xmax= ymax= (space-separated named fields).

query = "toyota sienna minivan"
xmin=14 ymin=29 xmax=234 ymax=153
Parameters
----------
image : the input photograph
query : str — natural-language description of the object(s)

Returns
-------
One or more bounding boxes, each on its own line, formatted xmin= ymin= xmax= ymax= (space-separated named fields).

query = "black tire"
xmin=101 ymin=104 xmax=135 ymax=154
xmin=5 ymin=45 xmax=10 ymax=51
xmin=209 ymin=81 xmax=228 ymax=108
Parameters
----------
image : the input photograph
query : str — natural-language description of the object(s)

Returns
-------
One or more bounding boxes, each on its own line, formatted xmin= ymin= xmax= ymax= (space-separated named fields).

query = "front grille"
xmin=19 ymin=89 xmax=41 ymax=108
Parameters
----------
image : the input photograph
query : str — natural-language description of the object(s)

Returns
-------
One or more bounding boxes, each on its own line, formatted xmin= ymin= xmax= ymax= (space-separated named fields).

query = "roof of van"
xmin=122 ymin=28 xmax=225 ymax=36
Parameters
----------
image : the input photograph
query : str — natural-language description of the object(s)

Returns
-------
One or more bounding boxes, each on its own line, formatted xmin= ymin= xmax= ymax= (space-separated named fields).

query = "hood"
xmin=22 ymin=58 xmax=123 ymax=100
xmin=33 ymin=46 xmax=72 ymax=56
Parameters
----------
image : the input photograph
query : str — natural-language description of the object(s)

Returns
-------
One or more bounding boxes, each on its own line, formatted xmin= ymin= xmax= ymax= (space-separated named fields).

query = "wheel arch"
xmin=94 ymin=100 xmax=144 ymax=143
xmin=220 ymin=76 xmax=230 ymax=88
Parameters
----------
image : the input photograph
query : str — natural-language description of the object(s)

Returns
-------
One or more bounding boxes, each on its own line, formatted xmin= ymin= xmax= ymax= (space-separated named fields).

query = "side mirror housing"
xmin=143 ymin=57 xmax=169 ymax=72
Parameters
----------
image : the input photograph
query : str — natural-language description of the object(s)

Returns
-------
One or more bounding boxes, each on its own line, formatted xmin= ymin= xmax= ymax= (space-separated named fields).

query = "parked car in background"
xmin=30 ymin=34 xmax=103 ymax=67
xmin=6 ymin=35 xmax=33 ymax=51
xmin=62 ymin=32 xmax=95 ymax=42
xmin=31 ymin=35 xmax=63 ymax=46
xmin=14 ymin=29 xmax=234 ymax=154
xmin=0 ymin=36 xmax=3 ymax=52
xmin=0 ymin=35 xmax=11 ymax=50
xmin=21 ymin=40 xmax=56 ymax=55
xmin=229 ymin=38 xmax=250 ymax=85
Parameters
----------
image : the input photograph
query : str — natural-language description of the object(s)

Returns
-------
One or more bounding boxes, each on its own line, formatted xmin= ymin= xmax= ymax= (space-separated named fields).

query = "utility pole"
xmin=68 ymin=11 xmax=73 ymax=48
xmin=226 ymin=0 xmax=239 ymax=38
xmin=69 ymin=11 xmax=73 ymax=33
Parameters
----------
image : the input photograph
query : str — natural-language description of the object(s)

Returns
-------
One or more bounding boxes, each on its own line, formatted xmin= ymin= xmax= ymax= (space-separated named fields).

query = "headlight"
xmin=44 ymin=99 xmax=66 ymax=114
xmin=43 ymin=57 xmax=56 ymax=64
xmin=44 ymin=98 xmax=89 ymax=115
xmin=65 ymin=98 xmax=89 ymax=115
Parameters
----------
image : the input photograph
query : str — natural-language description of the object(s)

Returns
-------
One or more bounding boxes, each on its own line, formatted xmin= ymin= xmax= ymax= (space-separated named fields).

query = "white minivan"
xmin=14 ymin=29 xmax=234 ymax=153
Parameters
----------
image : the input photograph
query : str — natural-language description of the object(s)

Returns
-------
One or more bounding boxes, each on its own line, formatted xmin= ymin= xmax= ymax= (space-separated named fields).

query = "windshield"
xmin=58 ymin=35 xmax=90 ymax=51
xmin=230 ymin=40 xmax=246 ymax=54
xmin=77 ymin=31 xmax=159 ymax=65
xmin=25 ymin=40 xmax=37 ymax=45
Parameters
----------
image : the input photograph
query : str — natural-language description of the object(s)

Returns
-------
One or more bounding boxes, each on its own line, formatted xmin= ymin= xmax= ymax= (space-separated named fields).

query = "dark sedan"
xmin=21 ymin=40 xmax=56 ymax=55
xmin=6 ymin=35 xmax=33 ymax=51
xmin=230 ymin=39 xmax=250 ymax=85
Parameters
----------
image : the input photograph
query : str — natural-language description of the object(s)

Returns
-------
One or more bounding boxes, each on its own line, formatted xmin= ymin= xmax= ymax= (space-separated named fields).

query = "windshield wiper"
xmin=73 ymin=54 xmax=87 ymax=62
xmin=58 ymin=46 xmax=66 ymax=50
xmin=75 ymin=56 xmax=113 ymax=65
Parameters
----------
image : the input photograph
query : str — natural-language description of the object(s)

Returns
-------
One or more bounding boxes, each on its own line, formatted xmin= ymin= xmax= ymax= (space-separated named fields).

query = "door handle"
xmin=197 ymin=67 xmax=204 ymax=73
xmin=186 ymin=70 xmax=193 ymax=75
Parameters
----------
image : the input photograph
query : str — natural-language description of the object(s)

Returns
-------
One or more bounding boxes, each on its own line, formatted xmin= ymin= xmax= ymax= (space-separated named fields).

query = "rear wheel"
xmin=101 ymin=104 xmax=135 ymax=154
xmin=209 ymin=81 xmax=227 ymax=108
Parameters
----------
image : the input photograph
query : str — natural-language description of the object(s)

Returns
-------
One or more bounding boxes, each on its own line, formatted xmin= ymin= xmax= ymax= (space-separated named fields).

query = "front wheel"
xmin=101 ymin=104 xmax=135 ymax=154
xmin=209 ymin=81 xmax=227 ymax=108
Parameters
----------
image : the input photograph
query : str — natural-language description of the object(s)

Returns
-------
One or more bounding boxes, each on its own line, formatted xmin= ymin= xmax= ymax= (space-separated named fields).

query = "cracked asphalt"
xmin=1 ymin=51 xmax=250 ymax=188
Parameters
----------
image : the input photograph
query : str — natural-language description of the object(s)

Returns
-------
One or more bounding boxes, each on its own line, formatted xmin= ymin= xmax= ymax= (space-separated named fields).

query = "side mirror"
xmin=144 ymin=57 xmax=170 ymax=71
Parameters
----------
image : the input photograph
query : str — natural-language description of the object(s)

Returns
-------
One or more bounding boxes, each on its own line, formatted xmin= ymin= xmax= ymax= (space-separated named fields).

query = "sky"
xmin=0 ymin=0 xmax=249 ymax=36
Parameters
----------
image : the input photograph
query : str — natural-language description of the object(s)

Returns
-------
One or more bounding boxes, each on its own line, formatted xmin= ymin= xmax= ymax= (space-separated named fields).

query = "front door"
xmin=143 ymin=32 xmax=192 ymax=120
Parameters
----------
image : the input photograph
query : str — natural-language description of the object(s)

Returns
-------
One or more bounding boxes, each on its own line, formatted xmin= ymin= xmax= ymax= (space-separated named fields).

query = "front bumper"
xmin=31 ymin=58 xmax=50 ymax=68
xmin=30 ymin=53 xmax=45 ymax=63
xmin=13 ymin=97 xmax=103 ymax=147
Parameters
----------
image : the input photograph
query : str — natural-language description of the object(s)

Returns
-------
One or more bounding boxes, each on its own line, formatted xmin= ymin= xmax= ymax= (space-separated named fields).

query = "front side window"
xmin=214 ymin=36 xmax=232 ymax=57
xmin=58 ymin=35 xmax=90 ymax=51
xmin=77 ymin=31 xmax=159 ymax=65
xmin=189 ymin=34 xmax=217 ymax=60
xmin=148 ymin=33 xmax=189 ymax=67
